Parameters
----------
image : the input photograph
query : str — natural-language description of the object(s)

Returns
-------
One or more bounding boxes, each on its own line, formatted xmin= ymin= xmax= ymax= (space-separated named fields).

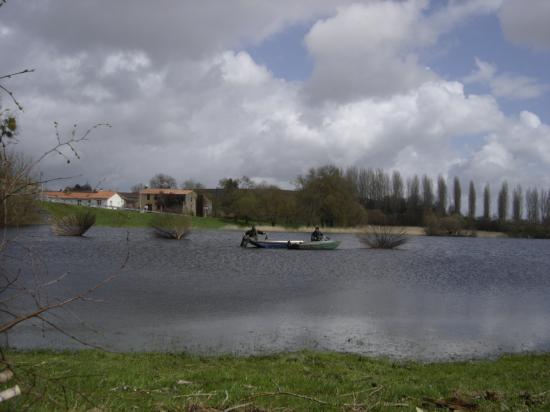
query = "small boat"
xmin=247 ymin=239 xmax=303 ymax=249
xmin=290 ymin=239 xmax=341 ymax=250
xmin=244 ymin=238 xmax=340 ymax=250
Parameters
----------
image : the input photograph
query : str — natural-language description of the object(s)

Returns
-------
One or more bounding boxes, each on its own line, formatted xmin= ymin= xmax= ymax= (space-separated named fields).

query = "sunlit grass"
xmin=40 ymin=202 xmax=226 ymax=230
xmin=4 ymin=350 xmax=550 ymax=411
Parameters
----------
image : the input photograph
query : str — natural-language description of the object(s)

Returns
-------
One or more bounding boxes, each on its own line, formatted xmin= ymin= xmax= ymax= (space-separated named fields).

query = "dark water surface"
xmin=2 ymin=226 xmax=550 ymax=360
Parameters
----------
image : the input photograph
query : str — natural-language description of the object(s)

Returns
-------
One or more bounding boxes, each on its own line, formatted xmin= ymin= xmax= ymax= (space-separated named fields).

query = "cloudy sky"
xmin=1 ymin=0 xmax=550 ymax=192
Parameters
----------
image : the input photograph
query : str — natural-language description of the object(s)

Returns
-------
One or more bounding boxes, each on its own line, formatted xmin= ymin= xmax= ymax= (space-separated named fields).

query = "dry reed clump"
xmin=51 ymin=210 xmax=96 ymax=236
xmin=357 ymin=225 xmax=408 ymax=249
xmin=150 ymin=213 xmax=191 ymax=240
xmin=424 ymin=215 xmax=477 ymax=237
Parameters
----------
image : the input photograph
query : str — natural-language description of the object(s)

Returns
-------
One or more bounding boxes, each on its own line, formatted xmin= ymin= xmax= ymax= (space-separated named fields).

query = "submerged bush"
xmin=357 ymin=225 xmax=408 ymax=249
xmin=150 ymin=213 xmax=191 ymax=240
xmin=51 ymin=210 xmax=96 ymax=236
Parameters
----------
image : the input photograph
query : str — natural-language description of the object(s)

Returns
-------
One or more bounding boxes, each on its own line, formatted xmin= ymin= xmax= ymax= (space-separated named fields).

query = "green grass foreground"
xmin=39 ymin=202 xmax=227 ymax=230
xmin=3 ymin=351 xmax=549 ymax=411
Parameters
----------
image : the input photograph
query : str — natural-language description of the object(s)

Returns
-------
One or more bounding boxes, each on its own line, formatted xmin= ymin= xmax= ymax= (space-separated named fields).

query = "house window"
xmin=77 ymin=200 xmax=81 ymax=206
xmin=96 ymin=200 xmax=102 ymax=206
xmin=147 ymin=194 xmax=150 ymax=200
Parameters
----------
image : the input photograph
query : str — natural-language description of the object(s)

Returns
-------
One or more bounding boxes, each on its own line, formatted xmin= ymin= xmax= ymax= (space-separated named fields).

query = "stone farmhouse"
xmin=138 ymin=188 xmax=212 ymax=217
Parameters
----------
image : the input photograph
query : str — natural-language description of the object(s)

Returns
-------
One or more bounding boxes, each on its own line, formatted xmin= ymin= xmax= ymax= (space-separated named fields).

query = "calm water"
xmin=2 ymin=226 xmax=550 ymax=360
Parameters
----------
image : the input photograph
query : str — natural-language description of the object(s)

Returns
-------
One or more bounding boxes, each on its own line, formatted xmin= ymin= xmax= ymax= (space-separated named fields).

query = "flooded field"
xmin=2 ymin=226 xmax=550 ymax=360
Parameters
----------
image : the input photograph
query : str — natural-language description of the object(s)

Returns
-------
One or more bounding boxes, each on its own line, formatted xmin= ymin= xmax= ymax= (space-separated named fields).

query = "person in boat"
xmin=311 ymin=226 xmax=324 ymax=241
xmin=240 ymin=224 xmax=266 ymax=247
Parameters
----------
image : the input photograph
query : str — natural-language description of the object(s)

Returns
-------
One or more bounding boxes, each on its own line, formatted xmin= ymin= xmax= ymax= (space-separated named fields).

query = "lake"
xmin=2 ymin=226 xmax=550 ymax=360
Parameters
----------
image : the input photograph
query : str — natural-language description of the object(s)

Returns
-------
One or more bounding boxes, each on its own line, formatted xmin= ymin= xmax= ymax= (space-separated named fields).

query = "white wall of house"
xmin=106 ymin=194 xmax=124 ymax=209
xmin=46 ymin=193 xmax=125 ymax=209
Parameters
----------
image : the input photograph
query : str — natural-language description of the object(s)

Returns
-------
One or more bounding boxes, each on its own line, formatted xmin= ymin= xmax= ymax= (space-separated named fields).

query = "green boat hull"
xmin=293 ymin=240 xmax=340 ymax=250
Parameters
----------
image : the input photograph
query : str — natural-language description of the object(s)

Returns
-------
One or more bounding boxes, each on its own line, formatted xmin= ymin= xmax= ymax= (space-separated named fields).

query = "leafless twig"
xmin=0 ymin=69 xmax=35 ymax=110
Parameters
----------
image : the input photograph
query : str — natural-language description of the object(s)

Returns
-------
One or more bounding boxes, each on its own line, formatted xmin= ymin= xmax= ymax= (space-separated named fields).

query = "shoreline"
xmin=39 ymin=202 xmax=508 ymax=238
xmin=222 ymin=223 xmax=506 ymax=238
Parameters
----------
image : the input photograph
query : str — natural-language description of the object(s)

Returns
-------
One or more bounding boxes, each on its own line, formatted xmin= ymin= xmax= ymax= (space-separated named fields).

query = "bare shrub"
xmin=151 ymin=213 xmax=191 ymax=240
xmin=51 ymin=210 xmax=96 ymax=236
xmin=0 ymin=153 xmax=39 ymax=227
xmin=357 ymin=225 xmax=408 ymax=249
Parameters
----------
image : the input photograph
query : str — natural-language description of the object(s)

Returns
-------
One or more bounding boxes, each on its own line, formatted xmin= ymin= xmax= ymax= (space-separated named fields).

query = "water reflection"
xmin=2 ymin=226 xmax=550 ymax=360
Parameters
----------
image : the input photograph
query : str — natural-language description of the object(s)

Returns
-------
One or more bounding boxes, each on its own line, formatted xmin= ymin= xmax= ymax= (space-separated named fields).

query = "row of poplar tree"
xmin=214 ymin=165 xmax=550 ymax=230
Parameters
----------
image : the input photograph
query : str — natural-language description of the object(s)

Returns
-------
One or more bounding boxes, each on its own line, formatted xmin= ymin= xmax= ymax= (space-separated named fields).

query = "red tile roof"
xmin=45 ymin=191 xmax=118 ymax=200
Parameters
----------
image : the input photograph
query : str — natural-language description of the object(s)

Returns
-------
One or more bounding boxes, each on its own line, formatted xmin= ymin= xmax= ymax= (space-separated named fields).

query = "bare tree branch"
xmin=0 ymin=69 xmax=35 ymax=110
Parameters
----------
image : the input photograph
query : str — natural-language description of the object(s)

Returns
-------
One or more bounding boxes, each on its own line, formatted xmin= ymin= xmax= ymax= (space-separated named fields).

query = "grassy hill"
xmin=39 ymin=202 xmax=227 ymax=230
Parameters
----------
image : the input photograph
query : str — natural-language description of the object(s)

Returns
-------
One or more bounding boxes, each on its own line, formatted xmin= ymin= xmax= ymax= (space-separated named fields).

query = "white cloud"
xmin=520 ymin=111 xmax=542 ymax=129
xmin=304 ymin=0 xmax=437 ymax=101
xmin=464 ymin=58 xmax=548 ymax=100
xmin=100 ymin=51 xmax=150 ymax=76
xmin=429 ymin=0 xmax=502 ymax=34
xmin=452 ymin=111 xmax=550 ymax=189
xmin=499 ymin=0 xmax=550 ymax=50
xmin=303 ymin=0 xmax=503 ymax=103
xmin=218 ymin=51 xmax=271 ymax=85
xmin=3 ymin=0 xmax=550 ymax=194
xmin=1 ymin=0 xmax=357 ymax=61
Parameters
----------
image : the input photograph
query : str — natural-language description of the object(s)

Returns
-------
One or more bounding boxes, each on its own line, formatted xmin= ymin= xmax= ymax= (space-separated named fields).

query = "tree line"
xmin=6 ymin=162 xmax=550 ymax=237
xmin=208 ymin=165 xmax=550 ymax=237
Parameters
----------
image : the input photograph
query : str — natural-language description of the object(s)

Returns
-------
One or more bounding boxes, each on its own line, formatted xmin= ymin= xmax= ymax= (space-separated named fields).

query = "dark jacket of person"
xmin=311 ymin=228 xmax=323 ymax=241
xmin=245 ymin=227 xmax=264 ymax=238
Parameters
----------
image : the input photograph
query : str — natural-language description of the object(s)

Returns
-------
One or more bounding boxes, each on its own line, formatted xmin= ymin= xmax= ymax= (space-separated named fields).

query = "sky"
xmin=1 ymin=0 xmax=550 ymax=194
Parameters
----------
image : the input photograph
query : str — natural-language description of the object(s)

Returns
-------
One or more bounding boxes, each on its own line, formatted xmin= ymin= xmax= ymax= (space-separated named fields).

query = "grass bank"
xmin=39 ymin=202 xmax=507 ymax=237
xmin=3 ymin=351 xmax=549 ymax=411
xmin=39 ymin=202 xmax=227 ymax=230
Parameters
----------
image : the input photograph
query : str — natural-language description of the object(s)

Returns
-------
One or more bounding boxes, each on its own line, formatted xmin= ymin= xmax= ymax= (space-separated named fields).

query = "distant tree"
xmin=239 ymin=175 xmax=256 ymax=189
xmin=181 ymin=179 xmax=204 ymax=189
xmin=540 ymin=190 xmax=550 ymax=225
xmin=233 ymin=190 xmax=258 ymax=224
xmin=422 ymin=175 xmax=434 ymax=210
xmin=483 ymin=184 xmax=491 ymax=220
xmin=526 ymin=188 xmax=540 ymax=224
xmin=390 ymin=170 xmax=404 ymax=213
xmin=362 ymin=168 xmax=389 ymax=210
xmin=497 ymin=181 xmax=509 ymax=222
xmin=356 ymin=168 xmax=368 ymax=206
xmin=375 ymin=169 xmax=390 ymax=210
xmin=149 ymin=173 xmax=177 ymax=189
xmin=468 ymin=180 xmax=476 ymax=219
xmin=345 ymin=166 xmax=360 ymax=198
xmin=453 ymin=177 xmax=462 ymax=215
xmin=218 ymin=177 xmax=240 ymax=191
xmin=131 ymin=183 xmax=146 ymax=193
xmin=296 ymin=165 xmax=366 ymax=227
xmin=255 ymin=185 xmax=294 ymax=226
xmin=64 ymin=183 xmax=92 ymax=192
xmin=406 ymin=175 xmax=421 ymax=225
xmin=512 ymin=185 xmax=523 ymax=222
xmin=436 ymin=175 xmax=447 ymax=216
xmin=217 ymin=177 xmax=240 ymax=217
